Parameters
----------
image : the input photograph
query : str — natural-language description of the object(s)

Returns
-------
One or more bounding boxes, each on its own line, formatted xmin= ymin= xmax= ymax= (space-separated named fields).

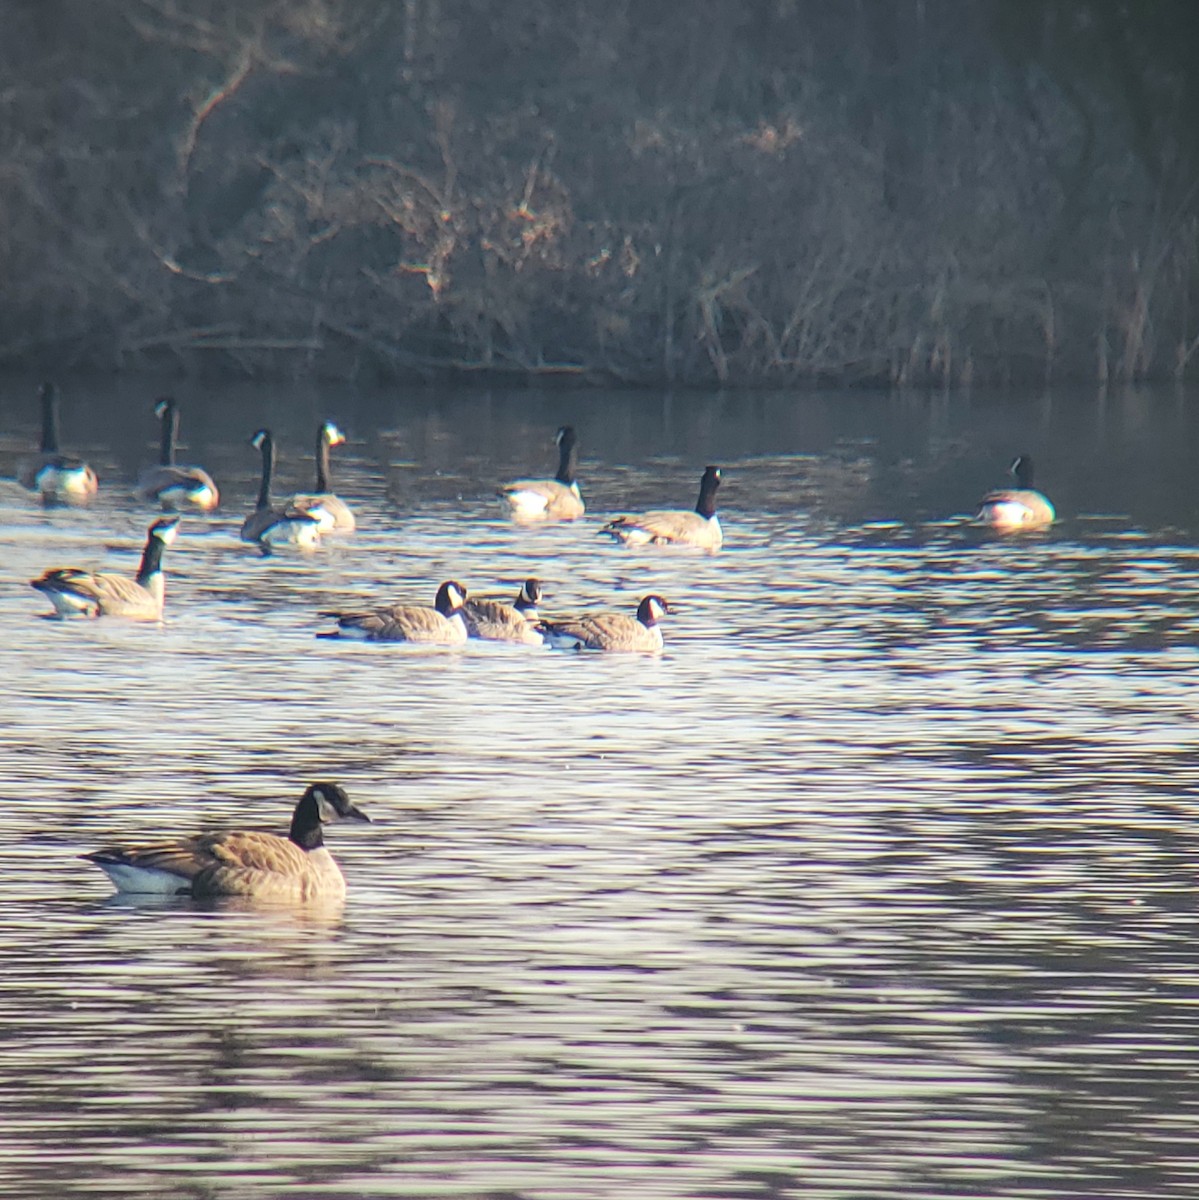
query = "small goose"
xmin=539 ymin=594 xmax=670 ymax=653
xmin=498 ymin=425 xmax=585 ymax=520
xmin=291 ymin=421 xmax=356 ymax=532
xmin=134 ymin=397 xmax=220 ymax=512
xmin=31 ymin=516 xmax=181 ymax=620
xmin=977 ymin=455 xmax=1055 ymax=532
xmin=18 ymin=382 xmax=99 ymax=504
xmin=318 ymin=580 xmax=469 ymax=644
xmin=82 ymin=782 xmax=370 ymax=901
xmin=600 ymin=466 xmax=723 ymax=549
xmin=463 ymin=577 xmax=543 ymax=644
xmin=240 ymin=429 xmax=322 ymax=549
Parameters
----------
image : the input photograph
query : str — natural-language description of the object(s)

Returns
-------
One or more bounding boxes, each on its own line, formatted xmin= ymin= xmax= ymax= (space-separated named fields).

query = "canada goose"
xmin=17 ymin=382 xmax=99 ymax=504
xmin=318 ymin=580 xmax=469 ymax=644
xmin=463 ymin=577 xmax=543 ymax=644
xmin=240 ymin=429 xmax=322 ymax=548
xmin=82 ymin=782 xmax=370 ymax=901
xmin=498 ymin=425 xmax=585 ymax=520
xmin=291 ymin=421 xmax=356 ymax=532
xmin=977 ymin=455 xmax=1055 ymax=532
xmin=600 ymin=466 xmax=723 ymax=549
xmin=539 ymin=594 xmax=669 ymax=653
xmin=134 ymin=397 xmax=220 ymax=511
xmin=31 ymin=516 xmax=181 ymax=620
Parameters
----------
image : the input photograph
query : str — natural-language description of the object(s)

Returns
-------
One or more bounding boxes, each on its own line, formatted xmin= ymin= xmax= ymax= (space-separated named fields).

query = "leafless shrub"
xmin=0 ymin=0 xmax=1195 ymax=385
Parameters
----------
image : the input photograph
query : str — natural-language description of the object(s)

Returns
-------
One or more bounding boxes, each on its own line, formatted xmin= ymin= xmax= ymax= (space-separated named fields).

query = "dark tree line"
xmin=2 ymin=0 xmax=1197 ymax=386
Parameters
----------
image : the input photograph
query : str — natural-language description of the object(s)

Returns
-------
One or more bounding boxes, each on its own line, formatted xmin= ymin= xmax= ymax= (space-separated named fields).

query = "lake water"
xmin=1 ymin=378 xmax=1198 ymax=1198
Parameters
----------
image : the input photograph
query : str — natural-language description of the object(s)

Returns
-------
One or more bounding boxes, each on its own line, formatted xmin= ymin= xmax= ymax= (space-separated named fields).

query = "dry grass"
xmin=0 ymin=1 xmax=1195 ymax=386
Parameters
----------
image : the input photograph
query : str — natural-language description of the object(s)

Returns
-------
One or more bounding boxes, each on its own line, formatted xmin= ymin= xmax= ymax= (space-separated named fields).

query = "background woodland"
xmin=4 ymin=0 xmax=1199 ymax=386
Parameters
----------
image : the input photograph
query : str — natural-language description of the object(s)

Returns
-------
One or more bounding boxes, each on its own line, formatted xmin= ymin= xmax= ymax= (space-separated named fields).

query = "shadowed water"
xmin=0 ymin=380 xmax=1198 ymax=1198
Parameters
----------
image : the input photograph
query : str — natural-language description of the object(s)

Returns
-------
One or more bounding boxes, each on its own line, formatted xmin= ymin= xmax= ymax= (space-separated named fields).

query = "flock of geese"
xmin=19 ymin=383 xmax=728 ymax=649
xmin=11 ymin=381 xmax=1055 ymax=903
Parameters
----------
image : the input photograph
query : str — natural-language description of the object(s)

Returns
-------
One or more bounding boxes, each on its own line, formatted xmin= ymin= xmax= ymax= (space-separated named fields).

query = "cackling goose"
xmin=463 ymin=577 xmax=543 ymax=644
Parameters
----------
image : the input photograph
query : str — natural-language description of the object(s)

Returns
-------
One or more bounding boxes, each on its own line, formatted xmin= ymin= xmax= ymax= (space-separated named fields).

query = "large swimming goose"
xmin=240 ymin=429 xmax=322 ymax=548
xmin=291 ymin=421 xmax=355 ymax=532
xmin=977 ymin=455 xmax=1055 ymax=532
xmin=600 ymin=466 xmax=722 ymax=549
xmin=498 ymin=425 xmax=585 ymax=520
xmin=318 ymin=580 xmax=469 ymax=644
xmin=31 ymin=516 xmax=181 ymax=620
xmin=18 ymin=382 xmax=99 ymax=504
xmin=463 ymin=578 xmax=543 ymax=644
xmin=539 ymin=594 xmax=669 ymax=653
xmin=82 ymin=782 xmax=371 ymax=901
xmin=134 ymin=397 xmax=220 ymax=512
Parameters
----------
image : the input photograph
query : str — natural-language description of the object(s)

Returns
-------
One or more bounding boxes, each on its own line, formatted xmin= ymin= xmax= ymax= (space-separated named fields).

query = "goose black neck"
xmin=159 ymin=402 xmax=179 ymax=466
xmin=555 ymin=439 xmax=578 ymax=486
xmin=696 ymin=471 xmax=720 ymax=519
xmin=315 ymin=428 xmax=332 ymax=492
xmin=288 ymin=791 xmax=324 ymax=850
xmin=1013 ymin=457 xmax=1034 ymax=488
xmin=136 ymin=531 xmax=168 ymax=587
xmin=256 ymin=436 xmax=275 ymax=510
xmin=40 ymin=385 xmax=60 ymax=454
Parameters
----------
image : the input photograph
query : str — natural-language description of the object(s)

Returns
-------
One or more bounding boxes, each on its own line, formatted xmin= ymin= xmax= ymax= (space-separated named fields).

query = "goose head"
xmin=434 ymin=580 xmax=468 ymax=617
xmin=637 ymin=595 xmax=670 ymax=626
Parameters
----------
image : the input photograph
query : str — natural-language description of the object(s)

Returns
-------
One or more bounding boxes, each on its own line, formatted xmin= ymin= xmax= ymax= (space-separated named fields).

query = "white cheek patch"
xmin=313 ymin=789 xmax=339 ymax=822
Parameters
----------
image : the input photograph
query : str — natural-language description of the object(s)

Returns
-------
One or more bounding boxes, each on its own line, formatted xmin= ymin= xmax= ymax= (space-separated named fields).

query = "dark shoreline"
xmin=6 ymin=1 xmax=1198 ymax=389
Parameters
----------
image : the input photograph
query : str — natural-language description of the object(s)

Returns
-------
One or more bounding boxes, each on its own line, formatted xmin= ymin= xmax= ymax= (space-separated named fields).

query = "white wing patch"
xmin=92 ymin=860 xmax=189 ymax=895
xmin=503 ymin=489 xmax=550 ymax=517
xmin=981 ymin=500 xmax=1032 ymax=529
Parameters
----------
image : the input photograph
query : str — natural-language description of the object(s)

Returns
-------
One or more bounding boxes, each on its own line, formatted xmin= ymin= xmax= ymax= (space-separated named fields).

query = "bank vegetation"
xmin=4 ymin=0 xmax=1199 ymax=386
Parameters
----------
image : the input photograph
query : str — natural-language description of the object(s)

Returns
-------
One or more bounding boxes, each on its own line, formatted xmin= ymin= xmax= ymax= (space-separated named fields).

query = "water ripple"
xmin=1 ymin=385 xmax=1198 ymax=1197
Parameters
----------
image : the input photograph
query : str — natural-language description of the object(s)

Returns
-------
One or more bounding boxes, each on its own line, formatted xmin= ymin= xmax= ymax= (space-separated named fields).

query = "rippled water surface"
xmin=2 ymin=380 xmax=1199 ymax=1198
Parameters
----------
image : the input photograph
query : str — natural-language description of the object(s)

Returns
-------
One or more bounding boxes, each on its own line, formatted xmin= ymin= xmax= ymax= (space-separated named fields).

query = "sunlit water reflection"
xmin=0 ymin=381 xmax=1198 ymax=1198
